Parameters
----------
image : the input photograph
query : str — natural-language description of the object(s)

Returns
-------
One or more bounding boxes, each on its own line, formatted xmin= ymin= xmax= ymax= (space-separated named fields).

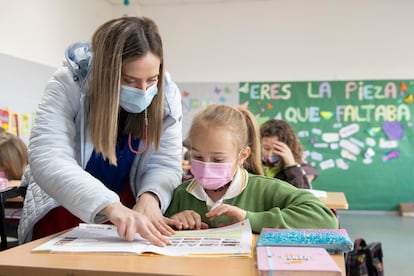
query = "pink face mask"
xmin=190 ymin=158 xmax=235 ymax=190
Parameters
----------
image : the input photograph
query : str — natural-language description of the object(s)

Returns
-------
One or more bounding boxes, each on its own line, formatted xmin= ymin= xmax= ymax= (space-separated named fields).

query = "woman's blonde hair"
xmin=188 ymin=104 xmax=264 ymax=175
xmin=0 ymin=132 xmax=27 ymax=180
xmin=89 ymin=17 xmax=165 ymax=165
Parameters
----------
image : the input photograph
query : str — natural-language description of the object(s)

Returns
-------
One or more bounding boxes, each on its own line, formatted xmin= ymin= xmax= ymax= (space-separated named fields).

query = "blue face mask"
xmin=268 ymin=155 xmax=280 ymax=164
xmin=119 ymin=84 xmax=158 ymax=113
xmin=262 ymin=155 xmax=280 ymax=166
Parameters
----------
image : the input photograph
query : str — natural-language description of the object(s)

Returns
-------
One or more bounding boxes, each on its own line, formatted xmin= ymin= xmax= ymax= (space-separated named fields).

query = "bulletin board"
xmin=178 ymin=82 xmax=239 ymax=138
xmin=239 ymin=80 xmax=414 ymax=210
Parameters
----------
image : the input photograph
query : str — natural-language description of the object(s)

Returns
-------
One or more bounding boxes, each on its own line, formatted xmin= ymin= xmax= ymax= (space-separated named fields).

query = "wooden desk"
xmin=321 ymin=192 xmax=349 ymax=210
xmin=0 ymin=233 xmax=346 ymax=275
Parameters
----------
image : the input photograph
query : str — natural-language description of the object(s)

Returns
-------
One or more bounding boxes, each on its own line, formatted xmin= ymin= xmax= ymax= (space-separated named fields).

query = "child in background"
xmin=164 ymin=104 xmax=337 ymax=233
xmin=260 ymin=119 xmax=318 ymax=189
xmin=0 ymin=131 xmax=28 ymax=187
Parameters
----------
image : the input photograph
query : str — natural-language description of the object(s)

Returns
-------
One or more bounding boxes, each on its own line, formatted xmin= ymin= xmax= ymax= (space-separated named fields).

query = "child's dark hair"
xmin=189 ymin=104 xmax=264 ymax=175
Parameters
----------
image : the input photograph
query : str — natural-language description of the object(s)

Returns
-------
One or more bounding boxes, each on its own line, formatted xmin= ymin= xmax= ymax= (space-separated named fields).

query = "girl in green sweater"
xmin=165 ymin=104 xmax=338 ymax=233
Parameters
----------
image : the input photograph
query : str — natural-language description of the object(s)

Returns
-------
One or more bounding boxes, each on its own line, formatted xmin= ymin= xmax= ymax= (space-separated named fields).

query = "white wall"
xmin=0 ymin=0 xmax=114 ymax=68
xmin=1 ymin=0 xmax=413 ymax=82
xmin=141 ymin=0 xmax=414 ymax=82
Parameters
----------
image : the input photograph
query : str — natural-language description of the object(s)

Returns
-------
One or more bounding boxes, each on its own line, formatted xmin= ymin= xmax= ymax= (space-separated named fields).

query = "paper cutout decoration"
xmin=10 ymin=113 xmax=19 ymax=136
xmin=404 ymin=94 xmax=413 ymax=104
xmin=340 ymin=149 xmax=357 ymax=161
xmin=382 ymin=122 xmax=404 ymax=140
xmin=364 ymin=148 xmax=375 ymax=159
xmin=274 ymin=112 xmax=283 ymax=119
xmin=363 ymin=158 xmax=373 ymax=165
xmin=366 ymin=127 xmax=381 ymax=137
xmin=21 ymin=113 xmax=30 ymax=135
xmin=400 ymin=82 xmax=408 ymax=91
xmin=223 ymin=86 xmax=231 ymax=94
xmin=313 ymin=143 xmax=329 ymax=148
xmin=311 ymin=128 xmax=322 ymax=135
xmin=322 ymin=133 xmax=340 ymax=143
xmin=239 ymin=83 xmax=249 ymax=93
xmin=336 ymin=158 xmax=349 ymax=170
xmin=310 ymin=151 xmax=323 ymax=161
xmin=1 ymin=108 xmax=9 ymax=131
xmin=320 ymin=111 xmax=333 ymax=120
xmin=339 ymin=123 xmax=359 ymax=138
xmin=379 ymin=138 xmax=398 ymax=149
xmin=349 ymin=137 xmax=364 ymax=148
xmin=330 ymin=143 xmax=339 ymax=150
xmin=182 ymin=90 xmax=190 ymax=97
xmin=333 ymin=123 xmax=342 ymax=129
xmin=382 ymin=149 xmax=400 ymax=162
xmin=320 ymin=159 xmax=335 ymax=170
xmin=339 ymin=139 xmax=361 ymax=155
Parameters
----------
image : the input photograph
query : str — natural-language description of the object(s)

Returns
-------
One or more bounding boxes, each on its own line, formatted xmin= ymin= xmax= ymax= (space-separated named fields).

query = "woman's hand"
xmin=171 ymin=210 xmax=209 ymax=230
xmin=205 ymin=204 xmax=247 ymax=227
xmin=272 ymin=141 xmax=296 ymax=167
xmin=101 ymin=202 xmax=169 ymax=247
xmin=133 ymin=192 xmax=179 ymax=235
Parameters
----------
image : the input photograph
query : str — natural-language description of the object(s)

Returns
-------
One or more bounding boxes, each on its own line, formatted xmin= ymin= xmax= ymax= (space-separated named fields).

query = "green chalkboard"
xmin=239 ymin=80 xmax=414 ymax=210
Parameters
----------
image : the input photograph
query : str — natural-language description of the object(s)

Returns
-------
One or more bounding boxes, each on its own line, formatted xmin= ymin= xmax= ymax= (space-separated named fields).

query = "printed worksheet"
xmin=32 ymin=220 xmax=253 ymax=257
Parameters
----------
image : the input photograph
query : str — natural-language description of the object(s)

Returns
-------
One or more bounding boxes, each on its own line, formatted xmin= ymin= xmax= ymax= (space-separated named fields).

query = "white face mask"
xmin=119 ymin=84 xmax=158 ymax=113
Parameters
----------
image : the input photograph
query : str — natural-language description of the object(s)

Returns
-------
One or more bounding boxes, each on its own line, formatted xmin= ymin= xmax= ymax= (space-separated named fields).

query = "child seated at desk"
xmin=164 ymin=104 xmax=338 ymax=233
xmin=260 ymin=119 xmax=318 ymax=189
xmin=0 ymin=131 xmax=27 ymax=187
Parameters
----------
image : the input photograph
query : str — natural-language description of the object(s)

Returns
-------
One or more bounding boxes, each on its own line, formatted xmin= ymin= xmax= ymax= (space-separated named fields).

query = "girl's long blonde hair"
xmin=188 ymin=104 xmax=264 ymax=175
xmin=89 ymin=17 xmax=165 ymax=165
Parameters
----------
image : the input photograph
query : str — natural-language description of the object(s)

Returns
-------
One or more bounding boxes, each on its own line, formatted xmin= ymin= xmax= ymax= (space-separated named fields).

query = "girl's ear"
xmin=239 ymin=147 xmax=251 ymax=165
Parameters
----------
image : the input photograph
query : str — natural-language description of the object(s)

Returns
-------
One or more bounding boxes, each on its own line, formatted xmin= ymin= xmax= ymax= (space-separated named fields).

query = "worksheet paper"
xmin=32 ymin=219 xmax=253 ymax=257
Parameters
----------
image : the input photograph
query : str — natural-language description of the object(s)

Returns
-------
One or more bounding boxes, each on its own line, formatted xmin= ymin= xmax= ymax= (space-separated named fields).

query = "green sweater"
xmin=165 ymin=174 xmax=338 ymax=233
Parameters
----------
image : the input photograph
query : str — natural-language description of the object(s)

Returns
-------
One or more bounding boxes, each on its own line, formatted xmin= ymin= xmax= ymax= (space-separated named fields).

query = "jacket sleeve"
xmin=27 ymin=67 xmax=119 ymax=223
xmin=135 ymin=74 xmax=183 ymax=213
xmin=246 ymin=180 xmax=338 ymax=233
xmin=281 ymin=165 xmax=311 ymax=189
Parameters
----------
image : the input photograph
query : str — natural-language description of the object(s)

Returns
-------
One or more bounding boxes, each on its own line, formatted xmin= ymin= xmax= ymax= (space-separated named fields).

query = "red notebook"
xmin=256 ymin=246 xmax=341 ymax=276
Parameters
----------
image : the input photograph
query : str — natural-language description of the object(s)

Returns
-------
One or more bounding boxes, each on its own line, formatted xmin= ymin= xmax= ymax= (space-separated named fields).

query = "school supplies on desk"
xmin=302 ymin=189 xmax=327 ymax=198
xmin=399 ymin=202 xmax=414 ymax=217
xmin=257 ymin=246 xmax=341 ymax=276
xmin=256 ymin=228 xmax=353 ymax=253
xmin=32 ymin=219 xmax=253 ymax=257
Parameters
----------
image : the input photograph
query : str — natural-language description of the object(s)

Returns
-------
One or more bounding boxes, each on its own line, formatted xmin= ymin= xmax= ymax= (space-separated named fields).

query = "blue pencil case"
xmin=256 ymin=228 xmax=354 ymax=253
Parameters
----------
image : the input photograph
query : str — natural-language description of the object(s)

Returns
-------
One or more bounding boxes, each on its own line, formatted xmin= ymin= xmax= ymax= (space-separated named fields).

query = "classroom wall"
xmin=0 ymin=0 xmax=114 ymax=68
xmin=2 ymin=0 xmax=413 ymax=82
xmin=142 ymin=0 xmax=414 ymax=82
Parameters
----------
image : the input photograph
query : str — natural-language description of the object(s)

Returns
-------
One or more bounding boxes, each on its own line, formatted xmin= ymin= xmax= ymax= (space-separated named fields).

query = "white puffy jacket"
xmin=18 ymin=43 xmax=183 ymax=243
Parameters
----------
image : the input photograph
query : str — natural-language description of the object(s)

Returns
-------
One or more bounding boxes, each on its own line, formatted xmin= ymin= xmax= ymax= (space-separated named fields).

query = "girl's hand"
xmin=171 ymin=210 xmax=209 ymax=230
xmin=101 ymin=202 xmax=170 ymax=247
xmin=133 ymin=192 xmax=177 ymax=236
xmin=272 ymin=141 xmax=296 ymax=167
xmin=205 ymin=204 xmax=247 ymax=227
